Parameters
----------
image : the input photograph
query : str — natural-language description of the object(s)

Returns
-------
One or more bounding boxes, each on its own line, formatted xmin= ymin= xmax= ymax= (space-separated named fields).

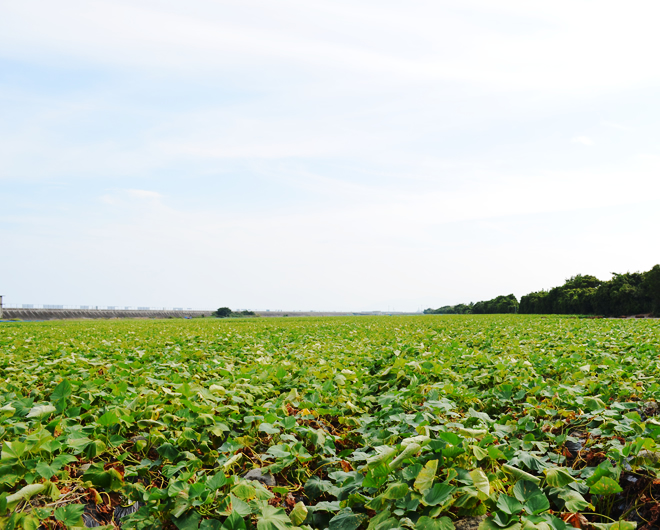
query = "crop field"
xmin=1 ymin=315 xmax=660 ymax=530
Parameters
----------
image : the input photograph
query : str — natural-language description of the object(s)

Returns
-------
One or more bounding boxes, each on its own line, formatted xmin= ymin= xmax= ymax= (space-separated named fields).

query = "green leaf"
xmin=82 ymin=465 xmax=124 ymax=492
xmin=157 ymin=443 xmax=181 ymax=462
xmin=503 ymin=465 xmax=541 ymax=485
xmin=50 ymin=380 xmax=73 ymax=402
xmin=257 ymin=505 xmax=294 ymax=530
xmin=543 ymin=514 xmax=568 ymax=530
xmin=591 ymin=522 xmax=637 ymax=530
xmin=366 ymin=510 xmax=393 ymax=530
xmin=1 ymin=441 xmax=26 ymax=461
xmin=289 ymin=502 xmax=308 ymax=526
xmin=172 ymin=492 xmax=192 ymax=518
xmin=493 ymin=512 xmax=517 ymax=528
xmin=389 ymin=443 xmax=421 ymax=470
xmin=230 ymin=494 xmax=252 ymax=517
xmin=189 ymin=482 xmax=207 ymax=499
xmin=497 ymin=494 xmax=523 ymax=515
xmin=329 ymin=509 xmax=368 ymax=530
xmin=363 ymin=446 xmax=396 ymax=470
xmin=382 ymin=482 xmax=409 ymax=500
xmin=54 ymin=504 xmax=85 ymax=526
xmin=422 ymin=483 xmax=456 ymax=506
xmin=488 ymin=446 xmax=507 ymax=460
xmin=26 ymin=404 xmax=57 ymax=419
xmin=417 ymin=516 xmax=455 ymax=530
xmin=585 ymin=460 xmax=619 ymax=486
xmin=253 ymin=482 xmax=274 ymax=501
xmin=513 ymin=480 xmax=543 ymax=503
xmin=584 ymin=397 xmax=606 ymax=412
xmin=402 ymin=435 xmax=431 ymax=447
xmin=589 ymin=477 xmax=623 ymax=495
xmin=479 ymin=517 xmax=521 ymax=530
xmin=52 ymin=454 xmax=77 ymax=467
xmin=6 ymin=484 xmax=46 ymax=509
xmin=222 ymin=511 xmax=246 ymax=530
xmin=33 ymin=507 xmax=53 ymax=519
xmin=200 ymin=520 xmax=222 ymax=530
xmin=35 ymin=462 xmax=56 ymax=480
xmin=544 ymin=468 xmax=575 ymax=488
xmin=223 ymin=453 xmax=244 ymax=471
xmin=403 ymin=463 xmax=424 ymax=481
xmin=108 ymin=434 xmax=126 ymax=447
xmin=364 ymin=466 xmax=388 ymax=489
xmin=84 ymin=439 xmax=106 ymax=459
xmin=98 ymin=410 xmax=120 ymax=426
xmin=470 ymin=469 xmax=490 ymax=500
xmin=207 ymin=472 xmax=227 ymax=491
xmin=233 ymin=481 xmax=258 ymax=500
xmin=66 ymin=436 xmax=91 ymax=452
xmin=43 ymin=480 xmax=61 ymax=501
xmin=0 ymin=404 xmax=15 ymax=419
xmin=524 ymin=494 xmax=550 ymax=515
xmin=472 ymin=445 xmax=489 ymax=461
xmin=173 ymin=510 xmax=202 ymax=530
xmin=558 ymin=490 xmax=591 ymax=512
xmin=414 ymin=459 xmax=438 ymax=493
xmin=304 ymin=476 xmax=337 ymax=501
xmin=22 ymin=514 xmax=40 ymax=530
xmin=259 ymin=423 xmax=280 ymax=435
xmin=458 ymin=427 xmax=488 ymax=439
xmin=364 ymin=494 xmax=388 ymax=512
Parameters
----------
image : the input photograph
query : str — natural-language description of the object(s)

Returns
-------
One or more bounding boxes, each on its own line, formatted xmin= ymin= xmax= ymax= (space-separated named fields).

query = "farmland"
xmin=1 ymin=315 xmax=660 ymax=530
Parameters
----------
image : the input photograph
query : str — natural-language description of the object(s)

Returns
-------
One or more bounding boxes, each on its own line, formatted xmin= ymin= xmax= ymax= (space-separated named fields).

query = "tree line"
xmin=424 ymin=264 xmax=660 ymax=316
xmin=424 ymin=294 xmax=519 ymax=315
xmin=213 ymin=307 xmax=258 ymax=318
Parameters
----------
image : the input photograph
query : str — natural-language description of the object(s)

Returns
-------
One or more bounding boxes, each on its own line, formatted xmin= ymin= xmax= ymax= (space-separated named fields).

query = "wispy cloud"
xmin=571 ymin=136 xmax=595 ymax=146
xmin=601 ymin=121 xmax=633 ymax=132
xmin=127 ymin=189 xmax=162 ymax=200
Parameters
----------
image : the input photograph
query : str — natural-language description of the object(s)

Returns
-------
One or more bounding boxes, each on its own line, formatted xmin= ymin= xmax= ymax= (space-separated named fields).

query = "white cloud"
xmin=571 ymin=136 xmax=595 ymax=146
xmin=127 ymin=189 xmax=162 ymax=200
xmin=601 ymin=121 xmax=633 ymax=132
xmin=2 ymin=1 xmax=660 ymax=93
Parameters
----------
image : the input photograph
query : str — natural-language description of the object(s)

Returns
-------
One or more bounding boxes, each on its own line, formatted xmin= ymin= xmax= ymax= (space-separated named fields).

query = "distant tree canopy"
xmin=472 ymin=294 xmax=519 ymax=314
xmin=213 ymin=307 xmax=257 ymax=318
xmin=423 ymin=303 xmax=473 ymax=315
xmin=645 ymin=265 xmax=660 ymax=314
xmin=424 ymin=294 xmax=518 ymax=315
xmin=424 ymin=264 xmax=660 ymax=317
xmin=520 ymin=266 xmax=660 ymax=316
xmin=518 ymin=275 xmax=603 ymax=315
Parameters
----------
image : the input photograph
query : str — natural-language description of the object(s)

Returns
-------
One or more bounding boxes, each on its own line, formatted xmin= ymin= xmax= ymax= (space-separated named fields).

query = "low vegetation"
xmin=1 ymin=315 xmax=659 ymax=530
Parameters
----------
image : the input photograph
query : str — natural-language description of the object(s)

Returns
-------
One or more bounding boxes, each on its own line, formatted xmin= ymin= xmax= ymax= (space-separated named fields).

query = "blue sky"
xmin=2 ymin=1 xmax=660 ymax=311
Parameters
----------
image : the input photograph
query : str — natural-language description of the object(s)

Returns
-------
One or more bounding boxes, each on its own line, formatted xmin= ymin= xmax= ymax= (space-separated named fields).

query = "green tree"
xmin=214 ymin=307 xmax=233 ymax=318
xmin=643 ymin=265 xmax=660 ymax=315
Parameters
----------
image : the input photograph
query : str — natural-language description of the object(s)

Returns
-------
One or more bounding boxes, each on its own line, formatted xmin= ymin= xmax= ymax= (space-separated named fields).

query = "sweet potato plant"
xmin=1 ymin=315 xmax=659 ymax=530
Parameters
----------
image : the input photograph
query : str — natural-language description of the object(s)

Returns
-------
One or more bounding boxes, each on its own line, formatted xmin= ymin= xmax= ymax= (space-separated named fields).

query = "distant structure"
xmin=0 ymin=295 xmax=3 ymax=319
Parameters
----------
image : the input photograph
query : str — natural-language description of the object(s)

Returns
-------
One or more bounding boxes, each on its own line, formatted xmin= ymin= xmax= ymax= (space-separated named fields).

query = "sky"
xmin=2 ymin=1 xmax=660 ymax=312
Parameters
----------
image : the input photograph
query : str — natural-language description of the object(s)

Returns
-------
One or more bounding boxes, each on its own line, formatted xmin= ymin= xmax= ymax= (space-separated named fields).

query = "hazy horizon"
xmin=2 ymin=1 xmax=660 ymax=312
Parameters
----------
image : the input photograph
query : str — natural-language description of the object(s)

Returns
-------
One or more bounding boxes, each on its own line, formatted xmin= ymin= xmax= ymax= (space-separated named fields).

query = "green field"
xmin=1 ymin=315 xmax=660 ymax=530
